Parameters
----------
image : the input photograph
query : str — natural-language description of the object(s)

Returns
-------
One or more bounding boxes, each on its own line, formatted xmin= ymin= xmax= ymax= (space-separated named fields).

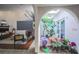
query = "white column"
xmin=33 ymin=5 xmax=40 ymax=53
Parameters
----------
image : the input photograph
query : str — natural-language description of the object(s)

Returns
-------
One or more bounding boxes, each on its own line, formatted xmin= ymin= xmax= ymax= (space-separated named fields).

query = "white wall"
xmin=53 ymin=10 xmax=79 ymax=52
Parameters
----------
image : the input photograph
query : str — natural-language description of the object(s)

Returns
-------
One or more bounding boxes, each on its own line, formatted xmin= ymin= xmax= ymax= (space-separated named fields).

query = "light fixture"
xmin=48 ymin=9 xmax=60 ymax=14
xmin=1 ymin=20 xmax=6 ymax=24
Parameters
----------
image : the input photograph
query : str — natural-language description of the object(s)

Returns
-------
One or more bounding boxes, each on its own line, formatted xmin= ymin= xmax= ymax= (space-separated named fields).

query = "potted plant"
xmin=69 ymin=42 xmax=78 ymax=54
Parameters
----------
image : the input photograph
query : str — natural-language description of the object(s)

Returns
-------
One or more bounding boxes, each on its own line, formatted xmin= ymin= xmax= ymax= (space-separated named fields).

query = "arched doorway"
xmin=39 ymin=8 xmax=79 ymax=53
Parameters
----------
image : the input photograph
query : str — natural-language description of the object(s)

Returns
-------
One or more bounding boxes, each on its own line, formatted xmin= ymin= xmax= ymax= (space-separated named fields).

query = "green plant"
xmin=42 ymin=16 xmax=56 ymax=37
xmin=62 ymin=38 xmax=69 ymax=45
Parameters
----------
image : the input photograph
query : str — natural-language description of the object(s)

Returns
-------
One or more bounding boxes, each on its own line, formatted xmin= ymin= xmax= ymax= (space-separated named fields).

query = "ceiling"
xmin=36 ymin=4 xmax=77 ymax=7
xmin=0 ymin=4 xmax=77 ymax=11
xmin=0 ymin=4 xmax=33 ymax=11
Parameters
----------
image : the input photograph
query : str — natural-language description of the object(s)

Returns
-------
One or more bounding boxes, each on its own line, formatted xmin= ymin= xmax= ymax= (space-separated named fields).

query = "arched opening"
xmin=39 ymin=8 xmax=79 ymax=53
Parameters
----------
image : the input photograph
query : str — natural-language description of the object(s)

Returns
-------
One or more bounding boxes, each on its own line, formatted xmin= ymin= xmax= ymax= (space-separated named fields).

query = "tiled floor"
xmin=0 ymin=48 xmax=35 ymax=54
xmin=40 ymin=50 xmax=70 ymax=54
xmin=0 ymin=38 xmax=14 ymax=44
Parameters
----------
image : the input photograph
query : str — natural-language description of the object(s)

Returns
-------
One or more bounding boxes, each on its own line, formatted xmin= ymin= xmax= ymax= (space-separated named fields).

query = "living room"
xmin=0 ymin=4 xmax=35 ymax=53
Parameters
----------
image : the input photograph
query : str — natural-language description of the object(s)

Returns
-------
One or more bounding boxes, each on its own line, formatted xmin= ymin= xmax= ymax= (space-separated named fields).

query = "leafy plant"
xmin=62 ymin=38 xmax=69 ymax=45
xmin=41 ymin=16 xmax=56 ymax=37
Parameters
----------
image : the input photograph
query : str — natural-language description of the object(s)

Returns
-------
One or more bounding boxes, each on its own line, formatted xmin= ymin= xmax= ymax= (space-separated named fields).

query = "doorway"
xmin=39 ymin=8 xmax=79 ymax=54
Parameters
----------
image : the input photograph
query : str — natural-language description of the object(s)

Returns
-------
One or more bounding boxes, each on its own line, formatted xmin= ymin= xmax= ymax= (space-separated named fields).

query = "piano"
xmin=0 ymin=26 xmax=9 ymax=32
xmin=0 ymin=20 xmax=9 ymax=40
